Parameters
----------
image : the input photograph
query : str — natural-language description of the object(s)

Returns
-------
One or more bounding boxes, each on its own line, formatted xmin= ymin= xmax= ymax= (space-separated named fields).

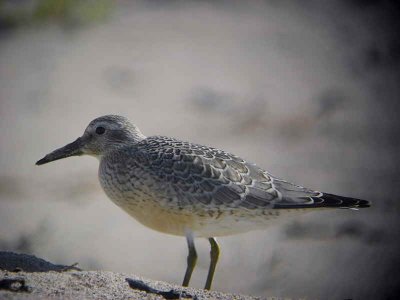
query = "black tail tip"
xmin=355 ymin=199 xmax=371 ymax=208
xmin=322 ymin=193 xmax=371 ymax=209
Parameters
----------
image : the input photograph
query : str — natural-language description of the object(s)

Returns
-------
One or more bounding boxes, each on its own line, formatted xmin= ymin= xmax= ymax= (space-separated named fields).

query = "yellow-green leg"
xmin=182 ymin=234 xmax=197 ymax=287
xmin=204 ymin=237 xmax=220 ymax=290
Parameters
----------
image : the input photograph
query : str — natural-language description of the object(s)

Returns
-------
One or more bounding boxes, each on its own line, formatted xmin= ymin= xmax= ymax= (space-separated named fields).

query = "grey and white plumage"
xmin=36 ymin=114 xmax=370 ymax=289
xmin=98 ymin=133 xmax=369 ymax=237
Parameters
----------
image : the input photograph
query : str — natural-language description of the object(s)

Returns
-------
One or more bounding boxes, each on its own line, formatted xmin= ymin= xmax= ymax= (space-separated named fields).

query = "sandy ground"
xmin=0 ymin=251 xmax=268 ymax=300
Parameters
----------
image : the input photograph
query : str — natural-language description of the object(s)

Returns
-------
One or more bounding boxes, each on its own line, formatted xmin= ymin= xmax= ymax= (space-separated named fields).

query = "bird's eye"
xmin=95 ymin=126 xmax=106 ymax=135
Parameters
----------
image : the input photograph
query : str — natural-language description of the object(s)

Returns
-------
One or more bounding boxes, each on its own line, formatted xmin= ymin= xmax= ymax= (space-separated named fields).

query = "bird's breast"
xmin=98 ymin=161 xmax=194 ymax=235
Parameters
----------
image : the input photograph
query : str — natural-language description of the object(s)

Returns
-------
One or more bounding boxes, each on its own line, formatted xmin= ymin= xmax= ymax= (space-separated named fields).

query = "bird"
xmin=36 ymin=115 xmax=370 ymax=290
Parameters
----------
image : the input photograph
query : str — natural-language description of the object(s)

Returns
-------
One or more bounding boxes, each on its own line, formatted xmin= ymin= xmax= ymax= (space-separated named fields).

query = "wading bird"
xmin=36 ymin=115 xmax=370 ymax=290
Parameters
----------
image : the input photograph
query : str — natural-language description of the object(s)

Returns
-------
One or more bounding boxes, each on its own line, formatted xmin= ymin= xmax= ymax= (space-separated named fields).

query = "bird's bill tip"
xmin=35 ymin=137 xmax=84 ymax=166
xmin=36 ymin=156 xmax=51 ymax=165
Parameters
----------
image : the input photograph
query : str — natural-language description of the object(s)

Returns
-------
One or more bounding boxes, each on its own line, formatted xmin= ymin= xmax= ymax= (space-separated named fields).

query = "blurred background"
xmin=1 ymin=0 xmax=399 ymax=299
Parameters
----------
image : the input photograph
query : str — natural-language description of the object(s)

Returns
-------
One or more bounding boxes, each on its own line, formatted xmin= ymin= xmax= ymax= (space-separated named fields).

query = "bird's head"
xmin=36 ymin=115 xmax=145 ymax=165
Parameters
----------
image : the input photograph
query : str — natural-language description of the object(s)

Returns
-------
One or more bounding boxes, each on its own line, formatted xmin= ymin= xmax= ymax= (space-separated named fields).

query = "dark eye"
xmin=95 ymin=126 xmax=106 ymax=135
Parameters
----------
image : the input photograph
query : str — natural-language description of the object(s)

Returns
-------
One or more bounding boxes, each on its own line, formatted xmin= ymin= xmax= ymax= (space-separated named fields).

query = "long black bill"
xmin=36 ymin=137 xmax=84 ymax=165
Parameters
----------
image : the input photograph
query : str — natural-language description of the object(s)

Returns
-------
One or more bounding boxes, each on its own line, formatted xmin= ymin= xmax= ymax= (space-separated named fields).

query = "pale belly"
xmin=99 ymin=178 xmax=283 ymax=237
xmin=123 ymin=201 xmax=283 ymax=237
xmin=116 ymin=197 xmax=282 ymax=237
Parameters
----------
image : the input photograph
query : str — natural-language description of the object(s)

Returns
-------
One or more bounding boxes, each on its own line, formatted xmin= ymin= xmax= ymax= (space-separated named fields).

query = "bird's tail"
xmin=313 ymin=193 xmax=370 ymax=209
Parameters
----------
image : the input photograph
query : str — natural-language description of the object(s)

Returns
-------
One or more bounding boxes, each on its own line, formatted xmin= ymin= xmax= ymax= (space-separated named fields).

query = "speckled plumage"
xmin=97 ymin=133 xmax=368 ymax=237
xmin=99 ymin=135 xmax=279 ymax=236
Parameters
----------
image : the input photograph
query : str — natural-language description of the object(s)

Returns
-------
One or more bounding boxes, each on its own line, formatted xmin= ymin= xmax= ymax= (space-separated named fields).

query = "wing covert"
xmin=131 ymin=136 xmax=280 ymax=209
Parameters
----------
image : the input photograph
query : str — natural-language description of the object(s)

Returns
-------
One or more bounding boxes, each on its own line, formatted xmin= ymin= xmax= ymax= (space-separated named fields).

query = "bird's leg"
xmin=204 ymin=237 xmax=220 ymax=290
xmin=182 ymin=234 xmax=197 ymax=287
